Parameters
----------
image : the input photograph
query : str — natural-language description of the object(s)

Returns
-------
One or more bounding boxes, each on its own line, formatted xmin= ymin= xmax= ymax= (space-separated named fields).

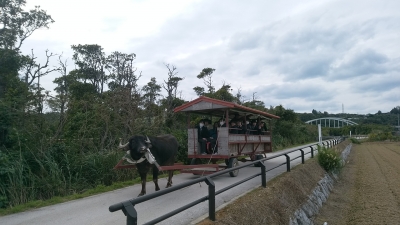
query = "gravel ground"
xmin=313 ymin=142 xmax=400 ymax=224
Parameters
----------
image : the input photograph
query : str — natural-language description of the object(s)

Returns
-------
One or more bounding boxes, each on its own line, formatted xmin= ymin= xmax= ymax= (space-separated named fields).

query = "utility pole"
xmin=397 ymin=106 xmax=400 ymax=131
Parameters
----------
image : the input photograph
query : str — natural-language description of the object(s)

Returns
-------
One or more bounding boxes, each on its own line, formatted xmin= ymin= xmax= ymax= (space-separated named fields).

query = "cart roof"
xmin=173 ymin=96 xmax=280 ymax=119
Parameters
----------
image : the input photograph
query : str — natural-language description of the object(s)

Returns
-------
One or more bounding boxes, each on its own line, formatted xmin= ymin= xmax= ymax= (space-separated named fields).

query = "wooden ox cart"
xmin=114 ymin=96 xmax=279 ymax=177
xmin=173 ymin=96 xmax=280 ymax=176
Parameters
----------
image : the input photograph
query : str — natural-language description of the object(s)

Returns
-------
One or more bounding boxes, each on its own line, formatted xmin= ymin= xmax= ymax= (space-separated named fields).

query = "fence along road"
xmin=0 ymin=141 xmax=337 ymax=225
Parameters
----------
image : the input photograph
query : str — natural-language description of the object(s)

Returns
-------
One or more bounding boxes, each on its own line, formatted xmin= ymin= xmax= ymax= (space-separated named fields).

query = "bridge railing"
xmin=109 ymin=138 xmax=343 ymax=225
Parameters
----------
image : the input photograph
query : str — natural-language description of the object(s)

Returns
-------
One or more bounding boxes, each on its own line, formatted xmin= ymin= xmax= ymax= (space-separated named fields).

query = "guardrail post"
xmin=284 ymin=154 xmax=290 ymax=172
xmin=300 ymin=149 xmax=305 ymax=164
xmin=122 ymin=202 xmax=137 ymax=225
xmin=205 ymin=177 xmax=216 ymax=221
xmin=310 ymin=146 xmax=314 ymax=158
xmin=260 ymin=162 xmax=266 ymax=187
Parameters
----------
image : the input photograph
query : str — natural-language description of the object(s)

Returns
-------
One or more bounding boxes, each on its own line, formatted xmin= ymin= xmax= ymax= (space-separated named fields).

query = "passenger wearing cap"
xmin=250 ymin=120 xmax=258 ymax=135
xmin=236 ymin=120 xmax=245 ymax=134
xmin=198 ymin=119 xmax=216 ymax=154
xmin=197 ymin=120 xmax=209 ymax=154
xmin=229 ymin=120 xmax=239 ymax=134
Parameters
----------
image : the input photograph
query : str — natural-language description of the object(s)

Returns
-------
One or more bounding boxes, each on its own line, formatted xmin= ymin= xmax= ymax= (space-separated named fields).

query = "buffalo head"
xmin=119 ymin=135 xmax=152 ymax=160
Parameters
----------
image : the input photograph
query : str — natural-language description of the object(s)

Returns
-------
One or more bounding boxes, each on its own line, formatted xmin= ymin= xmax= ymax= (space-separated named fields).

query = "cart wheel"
xmin=190 ymin=158 xmax=202 ymax=175
xmin=224 ymin=159 xmax=229 ymax=166
xmin=191 ymin=158 xmax=202 ymax=165
xmin=228 ymin=158 xmax=239 ymax=177
xmin=254 ymin=154 xmax=264 ymax=167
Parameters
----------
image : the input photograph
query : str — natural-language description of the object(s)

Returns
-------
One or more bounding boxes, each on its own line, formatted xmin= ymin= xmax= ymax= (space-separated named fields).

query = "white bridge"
xmin=305 ymin=117 xmax=358 ymax=128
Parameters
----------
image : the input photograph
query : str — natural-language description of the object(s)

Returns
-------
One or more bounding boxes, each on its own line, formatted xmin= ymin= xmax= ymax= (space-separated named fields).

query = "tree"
xmin=142 ymin=77 xmax=161 ymax=107
xmin=71 ymin=44 xmax=107 ymax=94
xmin=0 ymin=0 xmax=54 ymax=51
xmin=21 ymin=49 xmax=59 ymax=114
xmin=235 ymin=87 xmax=244 ymax=104
xmin=243 ymin=92 xmax=265 ymax=111
xmin=390 ymin=107 xmax=399 ymax=114
xmin=0 ymin=1 xmax=54 ymax=147
xmin=0 ymin=48 xmax=27 ymax=147
xmin=106 ymin=51 xmax=140 ymax=92
xmin=193 ymin=86 xmax=205 ymax=96
xmin=212 ymin=83 xmax=236 ymax=102
xmin=196 ymin=67 xmax=215 ymax=94
xmin=142 ymin=77 xmax=161 ymax=126
xmin=161 ymin=64 xmax=184 ymax=127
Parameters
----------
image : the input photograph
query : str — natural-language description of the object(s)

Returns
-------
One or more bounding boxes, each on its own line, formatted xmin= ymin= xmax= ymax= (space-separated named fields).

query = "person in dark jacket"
xmin=229 ymin=121 xmax=239 ymax=134
xmin=198 ymin=120 xmax=209 ymax=154
xmin=258 ymin=122 xmax=267 ymax=135
xmin=245 ymin=120 xmax=252 ymax=134
xmin=250 ymin=120 xmax=258 ymax=134
xmin=209 ymin=122 xmax=219 ymax=139
xmin=198 ymin=119 xmax=216 ymax=154
xmin=236 ymin=120 xmax=245 ymax=134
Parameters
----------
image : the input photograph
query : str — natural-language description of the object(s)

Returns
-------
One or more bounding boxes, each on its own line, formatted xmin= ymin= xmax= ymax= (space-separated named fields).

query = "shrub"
xmin=368 ymin=132 xmax=393 ymax=141
xmin=349 ymin=138 xmax=361 ymax=144
xmin=317 ymin=146 xmax=342 ymax=172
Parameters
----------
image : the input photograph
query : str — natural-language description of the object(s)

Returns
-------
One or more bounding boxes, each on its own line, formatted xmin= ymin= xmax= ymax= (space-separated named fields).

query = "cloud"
xmin=18 ymin=0 xmax=400 ymax=114
xmin=329 ymin=48 xmax=389 ymax=79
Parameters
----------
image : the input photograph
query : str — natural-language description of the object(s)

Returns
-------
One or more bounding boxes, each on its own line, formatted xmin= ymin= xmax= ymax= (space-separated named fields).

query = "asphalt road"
xmin=0 ymin=142 xmax=326 ymax=225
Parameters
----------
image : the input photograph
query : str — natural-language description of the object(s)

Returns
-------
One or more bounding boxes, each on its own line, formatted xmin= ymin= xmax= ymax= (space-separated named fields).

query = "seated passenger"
xmin=245 ymin=120 xmax=252 ymax=134
xmin=236 ymin=120 xmax=245 ymax=134
xmin=209 ymin=122 xmax=219 ymax=139
xmin=229 ymin=121 xmax=238 ymax=134
xmin=198 ymin=119 xmax=216 ymax=154
xmin=258 ymin=122 xmax=267 ymax=135
xmin=250 ymin=120 xmax=258 ymax=134
xmin=219 ymin=118 xmax=227 ymax=127
xmin=204 ymin=118 xmax=212 ymax=130
xmin=197 ymin=120 xmax=208 ymax=154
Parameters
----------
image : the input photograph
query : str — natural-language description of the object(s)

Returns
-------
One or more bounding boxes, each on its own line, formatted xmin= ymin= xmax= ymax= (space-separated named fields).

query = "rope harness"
xmin=122 ymin=149 xmax=161 ymax=170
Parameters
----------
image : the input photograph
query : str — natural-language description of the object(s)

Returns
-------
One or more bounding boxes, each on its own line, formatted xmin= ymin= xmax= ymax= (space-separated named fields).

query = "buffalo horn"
xmin=118 ymin=140 xmax=129 ymax=150
xmin=145 ymin=136 xmax=151 ymax=144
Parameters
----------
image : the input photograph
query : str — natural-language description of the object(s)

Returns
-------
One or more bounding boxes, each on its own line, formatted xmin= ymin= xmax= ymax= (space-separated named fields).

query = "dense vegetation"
xmin=0 ymin=1 xmax=398 ymax=210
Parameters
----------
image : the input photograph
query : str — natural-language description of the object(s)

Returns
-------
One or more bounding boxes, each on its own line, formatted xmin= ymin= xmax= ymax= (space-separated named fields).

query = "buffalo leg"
xmin=166 ymin=171 xmax=173 ymax=188
xmin=152 ymin=166 xmax=160 ymax=191
xmin=138 ymin=171 xmax=147 ymax=197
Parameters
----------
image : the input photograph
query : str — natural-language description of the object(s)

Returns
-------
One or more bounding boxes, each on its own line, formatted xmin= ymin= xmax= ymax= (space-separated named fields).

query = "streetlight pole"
xmin=397 ymin=106 xmax=400 ymax=132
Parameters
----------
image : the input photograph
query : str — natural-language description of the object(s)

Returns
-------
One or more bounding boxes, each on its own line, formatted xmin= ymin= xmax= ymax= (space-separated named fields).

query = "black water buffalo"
xmin=118 ymin=134 xmax=178 ymax=196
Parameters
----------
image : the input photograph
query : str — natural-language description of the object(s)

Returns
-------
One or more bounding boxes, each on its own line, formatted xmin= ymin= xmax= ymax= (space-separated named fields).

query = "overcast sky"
xmin=21 ymin=0 xmax=400 ymax=114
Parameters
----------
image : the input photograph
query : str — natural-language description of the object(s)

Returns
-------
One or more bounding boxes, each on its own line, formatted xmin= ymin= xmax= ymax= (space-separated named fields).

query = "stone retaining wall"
xmin=289 ymin=144 xmax=353 ymax=225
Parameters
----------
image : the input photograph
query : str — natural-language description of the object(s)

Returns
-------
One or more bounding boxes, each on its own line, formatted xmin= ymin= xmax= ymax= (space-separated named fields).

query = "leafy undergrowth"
xmin=349 ymin=137 xmax=362 ymax=144
xmin=317 ymin=146 xmax=342 ymax=172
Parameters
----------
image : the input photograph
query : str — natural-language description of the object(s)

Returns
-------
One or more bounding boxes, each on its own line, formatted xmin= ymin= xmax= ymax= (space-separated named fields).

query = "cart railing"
xmin=109 ymin=138 xmax=343 ymax=225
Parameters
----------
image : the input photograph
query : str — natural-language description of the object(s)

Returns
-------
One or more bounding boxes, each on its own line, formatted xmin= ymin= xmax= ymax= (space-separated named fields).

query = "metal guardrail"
xmin=109 ymin=138 xmax=343 ymax=225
